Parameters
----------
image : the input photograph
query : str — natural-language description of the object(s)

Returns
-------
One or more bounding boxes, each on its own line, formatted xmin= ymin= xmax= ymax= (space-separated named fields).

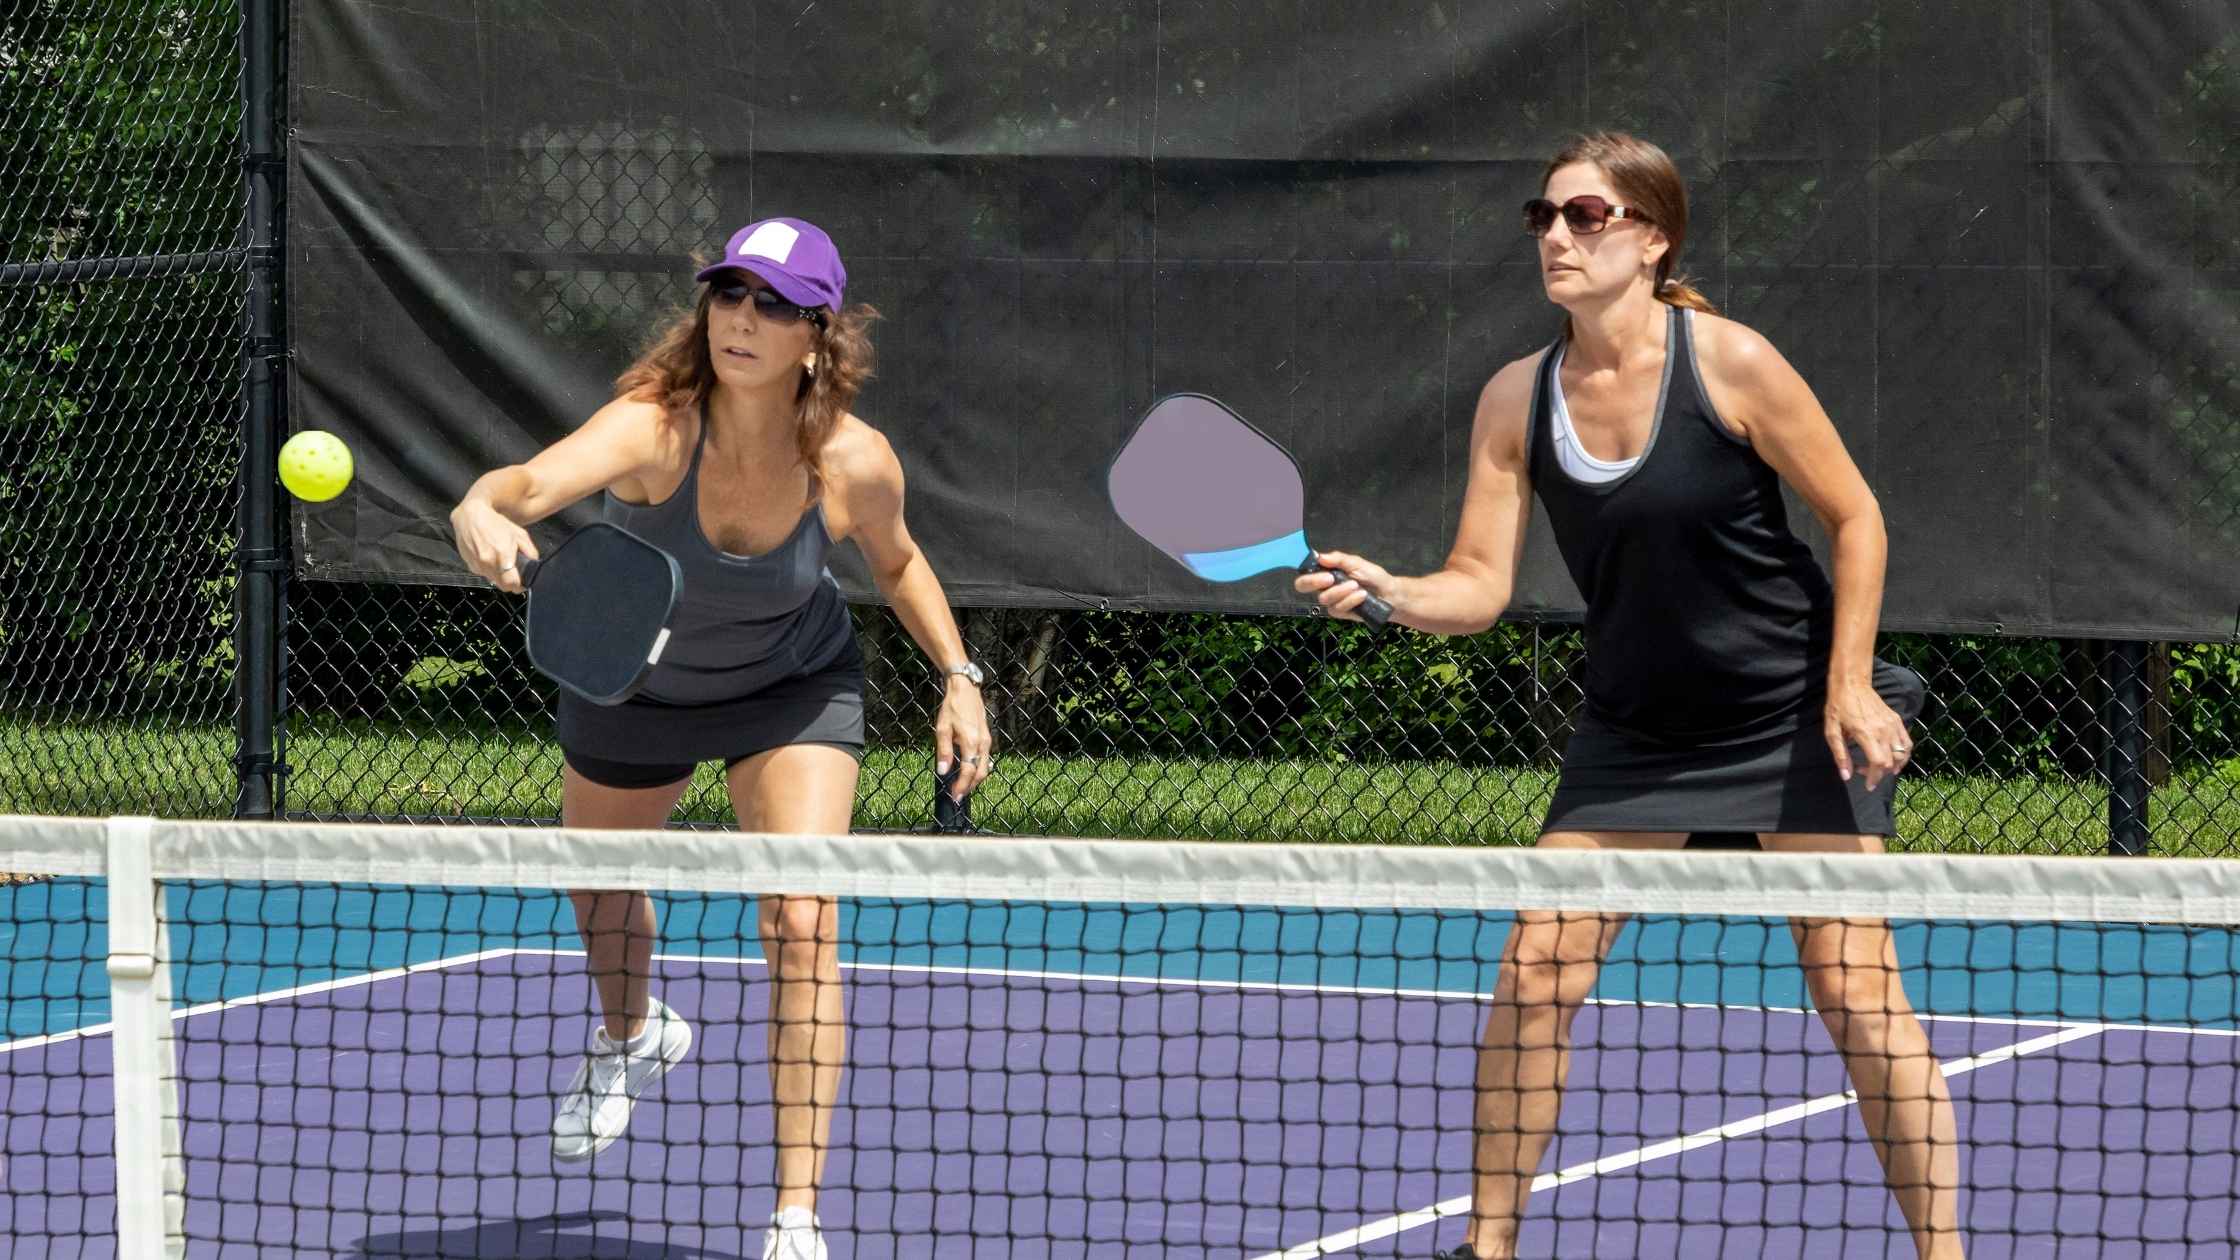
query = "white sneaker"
xmin=763 ymin=1205 xmax=828 ymax=1260
xmin=550 ymin=996 xmax=692 ymax=1162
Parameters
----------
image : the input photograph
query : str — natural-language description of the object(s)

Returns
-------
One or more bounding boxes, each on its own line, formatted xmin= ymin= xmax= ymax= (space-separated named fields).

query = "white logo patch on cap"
xmin=737 ymin=221 xmax=801 ymax=264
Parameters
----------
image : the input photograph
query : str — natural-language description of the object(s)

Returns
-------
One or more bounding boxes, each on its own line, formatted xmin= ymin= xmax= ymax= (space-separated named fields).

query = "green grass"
xmin=0 ymin=713 xmax=237 ymax=819
xmin=2 ymin=714 xmax=2236 ymax=857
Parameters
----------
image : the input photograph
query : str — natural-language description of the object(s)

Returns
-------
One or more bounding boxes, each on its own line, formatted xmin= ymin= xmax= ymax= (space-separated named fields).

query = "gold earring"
xmin=804 ymin=355 xmax=818 ymax=379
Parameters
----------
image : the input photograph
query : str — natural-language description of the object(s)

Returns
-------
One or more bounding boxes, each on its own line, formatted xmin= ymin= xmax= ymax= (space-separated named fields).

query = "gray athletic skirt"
xmin=1543 ymin=659 xmax=1927 ymax=839
xmin=555 ymin=634 xmax=866 ymax=775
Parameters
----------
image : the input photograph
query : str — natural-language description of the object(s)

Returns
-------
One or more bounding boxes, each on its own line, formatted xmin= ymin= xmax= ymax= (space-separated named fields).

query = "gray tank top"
xmin=601 ymin=411 xmax=853 ymax=704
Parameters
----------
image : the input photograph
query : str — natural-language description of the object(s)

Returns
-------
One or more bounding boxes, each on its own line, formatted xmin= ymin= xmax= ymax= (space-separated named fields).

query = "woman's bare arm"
xmin=1698 ymin=315 xmax=1906 ymax=788
xmin=827 ymin=421 xmax=993 ymax=796
xmin=450 ymin=396 xmax=668 ymax=591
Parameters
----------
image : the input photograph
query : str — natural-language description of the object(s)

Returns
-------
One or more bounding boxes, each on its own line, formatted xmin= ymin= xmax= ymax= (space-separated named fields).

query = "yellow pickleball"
xmin=279 ymin=430 xmax=354 ymax=502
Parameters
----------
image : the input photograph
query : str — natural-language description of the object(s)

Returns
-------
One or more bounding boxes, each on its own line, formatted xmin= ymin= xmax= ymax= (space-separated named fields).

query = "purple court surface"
xmin=4 ymin=949 xmax=2237 ymax=1258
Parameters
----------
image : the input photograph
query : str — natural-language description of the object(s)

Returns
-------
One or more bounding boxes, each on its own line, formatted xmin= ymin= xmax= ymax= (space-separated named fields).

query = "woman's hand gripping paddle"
xmin=1106 ymin=393 xmax=1392 ymax=626
xmin=520 ymin=523 xmax=685 ymax=706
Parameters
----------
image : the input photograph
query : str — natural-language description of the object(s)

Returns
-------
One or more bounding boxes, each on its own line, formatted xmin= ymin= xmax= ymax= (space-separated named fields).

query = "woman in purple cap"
xmin=451 ymin=216 xmax=992 ymax=1259
xmin=1299 ymin=134 xmax=1962 ymax=1259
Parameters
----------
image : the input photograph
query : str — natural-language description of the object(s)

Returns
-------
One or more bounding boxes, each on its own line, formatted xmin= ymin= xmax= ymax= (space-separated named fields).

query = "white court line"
xmin=0 ymin=948 xmax=521 ymax=1057
xmin=650 ymin=949 xmax=2240 ymax=1037
xmin=14 ymin=939 xmax=2225 ymax=1060
xmin=1250 ymin=1024 xmax=2110 ymax=1259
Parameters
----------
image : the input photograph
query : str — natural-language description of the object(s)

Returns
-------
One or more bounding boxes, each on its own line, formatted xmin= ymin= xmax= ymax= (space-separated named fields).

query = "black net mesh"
xmin=8 ymin=816 xmax=2240 ymax=1257
xmin=0 ymin=0 xmax=247 ymax=819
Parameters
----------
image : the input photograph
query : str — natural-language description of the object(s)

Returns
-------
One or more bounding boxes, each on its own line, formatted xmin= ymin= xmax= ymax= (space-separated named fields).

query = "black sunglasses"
xmin=1523 ymin=195 xmax=1651 ymax=238
xmin=710 ymin=280 xmax=826 ymax=328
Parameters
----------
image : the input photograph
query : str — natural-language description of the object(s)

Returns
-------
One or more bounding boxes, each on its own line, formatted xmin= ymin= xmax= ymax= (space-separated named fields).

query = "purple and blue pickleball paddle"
xmin=1106 ymin=393 xmax=1391 ymax=626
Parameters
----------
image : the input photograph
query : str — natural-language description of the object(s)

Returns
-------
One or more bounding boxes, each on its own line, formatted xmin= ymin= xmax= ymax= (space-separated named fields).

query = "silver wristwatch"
xmin=945 ymin=661 xmax=985 ymax=687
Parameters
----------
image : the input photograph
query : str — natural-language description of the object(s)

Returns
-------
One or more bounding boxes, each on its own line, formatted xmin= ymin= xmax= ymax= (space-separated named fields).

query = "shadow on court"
xmin=355 ymin=1209 xmax=753 ymax=1259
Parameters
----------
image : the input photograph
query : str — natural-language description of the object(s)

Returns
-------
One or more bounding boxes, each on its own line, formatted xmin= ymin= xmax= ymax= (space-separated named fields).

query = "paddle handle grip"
xmin=1299 ymin=558 xmax=1392 ymax=628
xmin=934 ymin=762 xmax=975 ymax=833
xmin=514 ymin=553 xmax=540 ymax=587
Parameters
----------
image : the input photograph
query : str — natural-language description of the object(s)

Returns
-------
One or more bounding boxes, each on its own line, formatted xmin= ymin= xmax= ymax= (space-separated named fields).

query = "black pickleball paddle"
xmin=520 ymin=523 xmax=685 ymax=706
xmin=1107 ymin=393 xmax=1392 ymax=626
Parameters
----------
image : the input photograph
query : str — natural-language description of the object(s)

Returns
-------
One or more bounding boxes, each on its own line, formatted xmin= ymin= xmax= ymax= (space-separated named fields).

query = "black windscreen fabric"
xmin=287 ymin=0 xmax=2240 ymax=639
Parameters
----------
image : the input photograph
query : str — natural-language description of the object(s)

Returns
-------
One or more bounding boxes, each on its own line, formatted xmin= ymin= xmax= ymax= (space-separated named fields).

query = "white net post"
xmin=104 ymin=816 xmax=186 ymax=1259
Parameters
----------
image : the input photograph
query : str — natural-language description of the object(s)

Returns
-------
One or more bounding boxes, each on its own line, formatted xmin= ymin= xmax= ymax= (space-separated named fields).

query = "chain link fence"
xmin=269 ymin=581 xmax=2240 ymax=856
xmin=1 ymin=3 xmax=2234 ymax=858
xmin=0 ymin=0 xmax=247 ymax=819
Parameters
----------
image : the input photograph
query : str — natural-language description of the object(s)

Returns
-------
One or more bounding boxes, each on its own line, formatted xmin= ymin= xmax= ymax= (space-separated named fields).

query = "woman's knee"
xmin=766 ymin=894 xmax=838 ymax=951
xmin=570 ymin=889 xmax=645 ymax=933
xmin=1806 ymin=967 xmax=1913 ymax=1033
xmin=1794 ymin=918 xmax=1916 ymax=1024
xmin=1499 ymin=914 xmax=1612 ymax=1008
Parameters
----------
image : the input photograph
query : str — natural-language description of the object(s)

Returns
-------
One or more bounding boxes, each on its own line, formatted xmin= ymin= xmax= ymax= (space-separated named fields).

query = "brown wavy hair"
xmin=613 ymin=285 xmax=880 ymax=485
xmin=1544 ymin=132 xmax=1717 ymax=316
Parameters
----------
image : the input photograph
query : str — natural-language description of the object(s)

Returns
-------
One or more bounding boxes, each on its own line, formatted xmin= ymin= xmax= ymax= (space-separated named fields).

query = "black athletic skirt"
xmin=556 ymin=635 xmax=866 ymax=787
xmin=1544 ymin=659 xmax=1927 ymax=840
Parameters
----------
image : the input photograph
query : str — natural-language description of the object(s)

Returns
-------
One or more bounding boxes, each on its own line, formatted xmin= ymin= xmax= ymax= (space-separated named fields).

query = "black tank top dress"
xmin=555 ymin=410 xmax=865 ymax=771
xmin=1532 ymin=307 xmax=1924 ymax=838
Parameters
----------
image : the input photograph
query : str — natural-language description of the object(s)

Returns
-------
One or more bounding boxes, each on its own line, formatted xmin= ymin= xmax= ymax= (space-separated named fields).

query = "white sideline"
xmin=1250 ymin=1024 xmax=2108 ymax=1259
xmin=8 ymin=945 xmax=2230 ymax=1058
xmin=0 ymin=947 xmax=522 ymax=1056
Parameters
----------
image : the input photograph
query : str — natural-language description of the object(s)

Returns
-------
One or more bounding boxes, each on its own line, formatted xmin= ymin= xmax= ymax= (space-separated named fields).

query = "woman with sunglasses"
xmin=450 ymin=217 xmax=992 ymax=1260
xmin=1299 ymin=134 xmax=1962 ymax=1259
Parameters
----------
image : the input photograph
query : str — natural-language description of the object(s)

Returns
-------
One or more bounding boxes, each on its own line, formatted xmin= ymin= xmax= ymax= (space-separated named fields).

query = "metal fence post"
xmin=234 ymin=0 xmax=287 ymax=818
xmin=2103 ymin=640 xmax=2151 ymax=855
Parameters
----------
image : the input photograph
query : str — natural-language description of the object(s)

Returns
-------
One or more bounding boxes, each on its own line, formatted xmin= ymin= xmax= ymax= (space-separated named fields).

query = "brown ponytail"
xmin=614 ymin=288 xmax=881 ymax=487
xmin=1544 ymin=131 xmax=1719 ymax=317
xmin=1657 ymin=275 xmax=1717 ymax=315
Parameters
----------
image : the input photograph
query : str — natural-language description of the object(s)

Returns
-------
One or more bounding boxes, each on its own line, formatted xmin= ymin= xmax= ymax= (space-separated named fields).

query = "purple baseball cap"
xmin=694 ymin=217 xmax=846 ymax=311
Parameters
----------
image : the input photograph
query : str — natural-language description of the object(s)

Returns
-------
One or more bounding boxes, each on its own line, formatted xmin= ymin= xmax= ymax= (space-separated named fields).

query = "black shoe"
xmin=1438 ymin=1247 xmax=1488 ymax=1260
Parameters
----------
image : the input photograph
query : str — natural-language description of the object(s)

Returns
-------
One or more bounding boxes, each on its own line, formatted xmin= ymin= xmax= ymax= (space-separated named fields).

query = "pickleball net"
xmin=3 ymin=814 xmax=2237 ymax=1259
